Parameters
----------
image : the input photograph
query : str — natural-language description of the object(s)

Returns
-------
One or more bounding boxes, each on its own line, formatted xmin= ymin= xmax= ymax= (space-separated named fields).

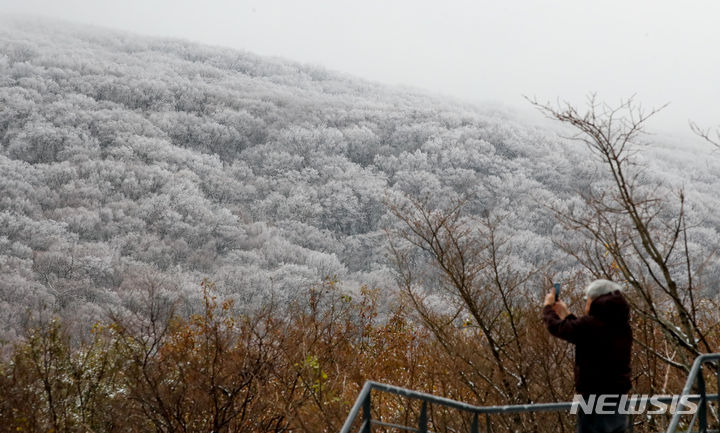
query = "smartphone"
xmin=553 ymin=283 xmax=561 ymax=302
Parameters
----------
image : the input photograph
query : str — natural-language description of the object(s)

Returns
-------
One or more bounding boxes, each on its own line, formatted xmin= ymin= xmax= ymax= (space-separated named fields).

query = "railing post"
xmin=716 ymin=361 xmax=720 ymax=425
xmin=418 ymin=401 xmax=428 ymax=433
xmin=697 ymin=369 xmax=707 ymax=433
xmin=471 ymin=413 xmax=479 ymax=433
xmin=485 ymin=413 xmax=492 ymax=433
xmin=362 ymin=390 xmax=371 ymax=433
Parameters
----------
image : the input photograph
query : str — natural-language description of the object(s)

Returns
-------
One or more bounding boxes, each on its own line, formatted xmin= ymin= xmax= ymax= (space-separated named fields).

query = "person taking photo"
xmin=543 ymin=279 xmax=632 ymax=433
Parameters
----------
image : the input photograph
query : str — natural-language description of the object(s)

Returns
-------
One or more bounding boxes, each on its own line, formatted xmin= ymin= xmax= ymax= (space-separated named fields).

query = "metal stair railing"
xmin=339 ymin=353 xmax=720 ymax=433
xmin=666 ymin=353 xmax=720 ymax=433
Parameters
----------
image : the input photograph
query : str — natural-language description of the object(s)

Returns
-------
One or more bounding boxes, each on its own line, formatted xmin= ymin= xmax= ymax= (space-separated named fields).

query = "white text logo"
xmin=570 ymin=394 xmax=697 ymax=415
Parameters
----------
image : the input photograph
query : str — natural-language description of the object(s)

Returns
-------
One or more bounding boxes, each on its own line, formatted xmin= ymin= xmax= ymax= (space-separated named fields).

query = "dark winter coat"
xmin=542 ymin=291 xmax=632 ymax=396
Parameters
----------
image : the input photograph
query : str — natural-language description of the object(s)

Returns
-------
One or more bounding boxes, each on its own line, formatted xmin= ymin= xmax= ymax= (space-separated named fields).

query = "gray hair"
xmin=585 ymin=279 xmax=623 ymax=300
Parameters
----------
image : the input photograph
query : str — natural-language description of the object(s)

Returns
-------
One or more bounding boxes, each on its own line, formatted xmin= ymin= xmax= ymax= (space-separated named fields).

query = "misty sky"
xmin=2 ymin=0 xmax=719 ymax=137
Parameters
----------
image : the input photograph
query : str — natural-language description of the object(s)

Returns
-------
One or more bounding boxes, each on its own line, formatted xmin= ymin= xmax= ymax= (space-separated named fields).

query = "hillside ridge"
xmin=1 ymin=17 xmax=718 ymax=339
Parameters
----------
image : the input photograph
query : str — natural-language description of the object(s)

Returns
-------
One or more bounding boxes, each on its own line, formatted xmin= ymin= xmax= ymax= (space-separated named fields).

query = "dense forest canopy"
xmin=1 ymin=17 xmax=719 ymax=341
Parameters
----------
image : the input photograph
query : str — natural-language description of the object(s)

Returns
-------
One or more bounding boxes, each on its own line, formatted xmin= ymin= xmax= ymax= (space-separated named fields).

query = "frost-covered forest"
xmin=3 ymin=16 xmax=720 ymax=433
xmin=1 ymin=17 xmax=719 ymax=342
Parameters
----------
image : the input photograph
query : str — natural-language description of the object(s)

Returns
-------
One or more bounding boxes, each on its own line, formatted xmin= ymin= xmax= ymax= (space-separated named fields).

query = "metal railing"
xmin=666 ymin=353 xmax=720 ymax=433
xmin=340 ymin=353 xmax=720 ymax=433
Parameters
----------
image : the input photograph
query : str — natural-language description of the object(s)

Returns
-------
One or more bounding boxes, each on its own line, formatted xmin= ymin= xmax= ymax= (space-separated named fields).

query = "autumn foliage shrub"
xmin=0 ymin=278 xmax=434 ymax=433
xmin=1 ymin=274 xmax=718 ymax=433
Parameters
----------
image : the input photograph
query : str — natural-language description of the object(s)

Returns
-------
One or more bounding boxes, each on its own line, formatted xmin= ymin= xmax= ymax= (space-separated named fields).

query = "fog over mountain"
xmin=1 ymin=17 xmax=718 ymax=340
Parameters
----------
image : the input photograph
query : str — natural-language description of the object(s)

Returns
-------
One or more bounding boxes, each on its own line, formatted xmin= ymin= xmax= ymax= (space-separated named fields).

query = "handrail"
xmin=340 ymin=353 xmax=720 ymax=433
xmin=665 ymin=353 xmax=720 ymax=433
xmin=339 ymin=381 xmax=372 ymax=433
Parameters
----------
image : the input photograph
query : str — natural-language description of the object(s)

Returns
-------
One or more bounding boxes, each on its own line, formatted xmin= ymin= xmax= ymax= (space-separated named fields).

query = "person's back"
xmin=542 ymin=279 xmax=632 ymax=433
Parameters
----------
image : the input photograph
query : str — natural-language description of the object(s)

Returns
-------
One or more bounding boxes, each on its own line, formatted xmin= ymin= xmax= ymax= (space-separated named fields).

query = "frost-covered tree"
xmin=0 ymin=17 xmax=718 ymax=338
